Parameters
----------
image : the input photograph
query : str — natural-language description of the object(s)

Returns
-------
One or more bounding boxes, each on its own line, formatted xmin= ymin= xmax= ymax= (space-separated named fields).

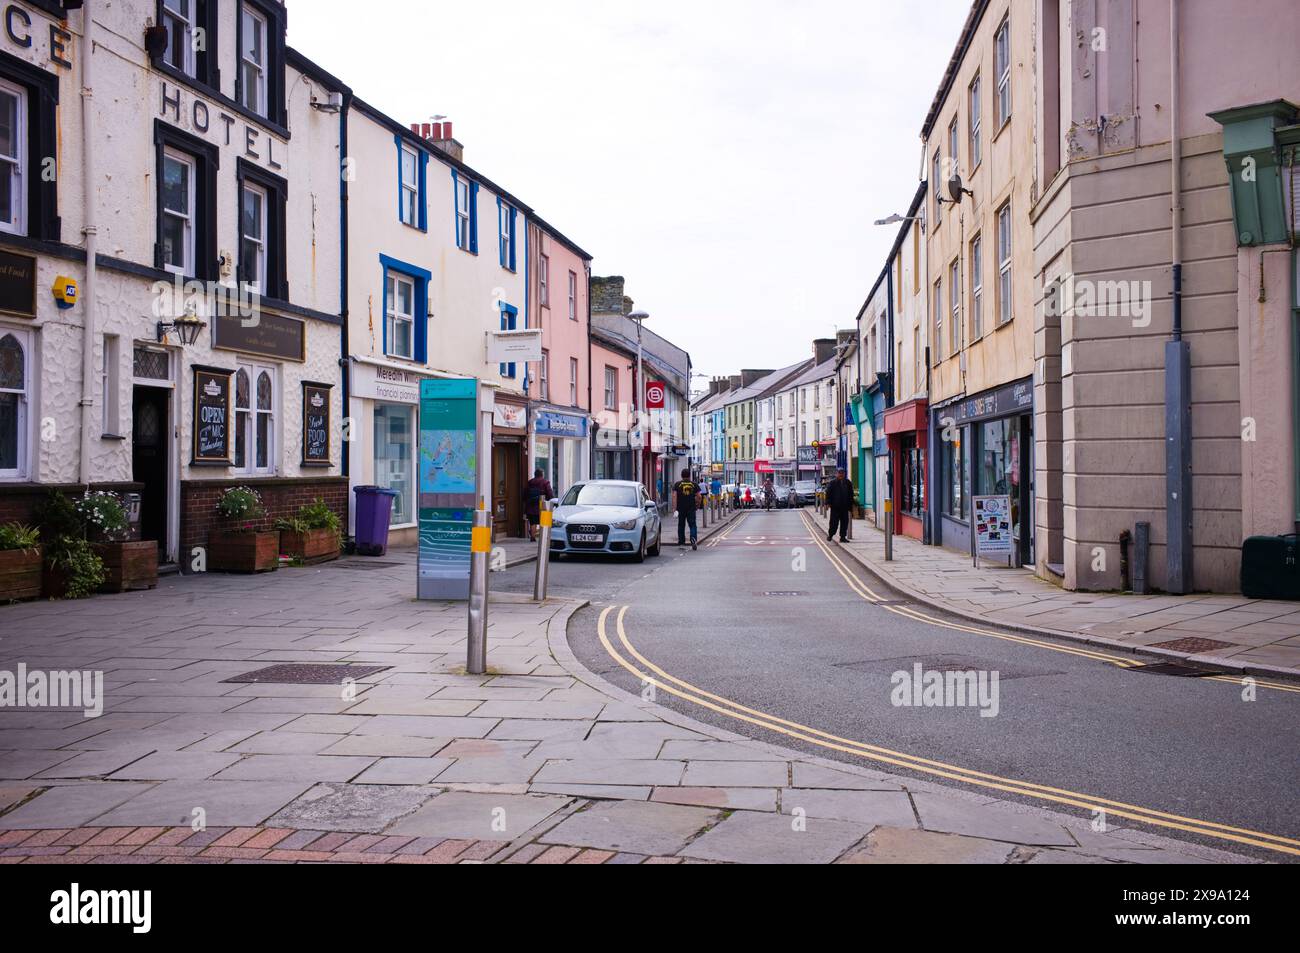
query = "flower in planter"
xmin=76 ymin=491 xmax=128 ymax=542
xmin=216 ymin=486 xmax=265 ymax=528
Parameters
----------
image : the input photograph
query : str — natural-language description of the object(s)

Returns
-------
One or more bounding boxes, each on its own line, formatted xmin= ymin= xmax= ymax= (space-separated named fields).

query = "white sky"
xmin=288 ymin=0 xmax=970 ymax=380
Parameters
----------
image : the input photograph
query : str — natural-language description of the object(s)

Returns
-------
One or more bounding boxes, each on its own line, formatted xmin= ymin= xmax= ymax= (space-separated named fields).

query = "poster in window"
xmin=192 ymin=366 xmax=234 ymax=465
xmin=0 ymin=250 xmax=37 ymax=318
xmin=301 ymin=381 xmax=332 ymax=467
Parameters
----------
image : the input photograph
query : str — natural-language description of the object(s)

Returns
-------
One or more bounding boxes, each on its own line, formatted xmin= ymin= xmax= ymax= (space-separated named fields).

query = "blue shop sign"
xmin=535 ymin=411 xmax=588 ymax=439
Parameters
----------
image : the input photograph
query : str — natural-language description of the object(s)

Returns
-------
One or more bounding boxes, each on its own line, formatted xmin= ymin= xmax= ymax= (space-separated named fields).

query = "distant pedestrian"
xmin=826 ymin=468 xmax=855 ymax=542
xmin=672 ymin=467 xmax=700 ymax=550
xmin=711 ymin=476 xmax=722 ymax=498
xmin=743 ymin=486 xmax=753 ymax=508
xmin=524 ymin=469 xmax=554 ymax=542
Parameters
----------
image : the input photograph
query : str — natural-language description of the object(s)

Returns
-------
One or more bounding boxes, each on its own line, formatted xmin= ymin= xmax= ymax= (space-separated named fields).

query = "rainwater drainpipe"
xmin=1165 ymin=0 xmax=1193 ymax=593
xmin=78 ymin=4 xmax=98 ymax=487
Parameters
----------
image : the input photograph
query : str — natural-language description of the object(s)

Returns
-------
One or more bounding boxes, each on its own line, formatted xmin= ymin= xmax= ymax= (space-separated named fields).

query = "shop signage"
xmin=0 ymin=249 xmax=35 ymax=318
xmin=534 ymin=411 xmax=588 ymax=439
xmin=159 ymin=81 xmax=285 ymax=173
xmin=352 ymin=362 xmax=423 ymax=404
xmin=645 ymin=381 xmax=666 ymax=409
xmin=754 ymin=460 xmax=774 ymax=474
xmin=493 ymin=401 xmax=527 ymax=431
xmin=974 ymin=495 xmax=1014 ymax=558
xmin=417 ymin=378 xmax=479 ymax=601
xmin=301 ymin=381 xmax=332 ymax=467
xmin=944 ymin=378 xmax=1033 ymax=427
xmin=484 ymin=329 xmax=542 ymax=363
xmin=191 ymin=366 xmax=233 ymax=465
xmin=212 ymin=310 xmax=305 ymax=362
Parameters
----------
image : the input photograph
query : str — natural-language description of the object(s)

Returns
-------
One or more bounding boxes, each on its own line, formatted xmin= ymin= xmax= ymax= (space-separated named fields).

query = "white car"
xmin=549 ymin=480 xmax=662 ymax=562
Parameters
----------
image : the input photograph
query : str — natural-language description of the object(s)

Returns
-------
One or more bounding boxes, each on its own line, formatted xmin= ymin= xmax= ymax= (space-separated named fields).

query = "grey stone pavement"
xmin=810 ymin=510 xmax=1300 ymax=679
xmin=0 ymin=505 xmax=1256 ymax=864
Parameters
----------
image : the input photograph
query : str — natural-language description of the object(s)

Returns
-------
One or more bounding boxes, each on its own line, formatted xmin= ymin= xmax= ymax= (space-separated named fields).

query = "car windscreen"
xmin=563 ymin=484 xmax=640 ymax=508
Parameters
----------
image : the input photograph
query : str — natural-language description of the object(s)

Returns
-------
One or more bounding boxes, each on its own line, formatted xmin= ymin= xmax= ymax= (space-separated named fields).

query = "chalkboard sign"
xmin=301 ymin=381 xmax=332 ymax=467
xmin=192 ymin=366 xmax=233 ymax=465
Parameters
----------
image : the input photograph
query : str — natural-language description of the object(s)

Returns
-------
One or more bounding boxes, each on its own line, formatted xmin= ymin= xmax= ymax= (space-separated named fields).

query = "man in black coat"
xmin=825 ymin=468 xmax=855 ymax=543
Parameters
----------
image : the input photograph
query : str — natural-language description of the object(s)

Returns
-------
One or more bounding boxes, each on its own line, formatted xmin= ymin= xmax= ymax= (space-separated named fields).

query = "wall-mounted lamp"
xmin=156 ymin=314 xmax=207 ymax=346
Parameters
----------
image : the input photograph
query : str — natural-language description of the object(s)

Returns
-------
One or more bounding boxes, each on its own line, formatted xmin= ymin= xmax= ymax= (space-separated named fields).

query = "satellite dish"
xmin=947 ymin=174 xmax=966 ymax=204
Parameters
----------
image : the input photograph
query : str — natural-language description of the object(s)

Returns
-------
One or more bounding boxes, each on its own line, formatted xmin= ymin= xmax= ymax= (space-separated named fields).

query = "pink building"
xmin=591 ymin=339 xmax=637 ymax=482
xmin=526 ymin=219 xmax=593 ymax=497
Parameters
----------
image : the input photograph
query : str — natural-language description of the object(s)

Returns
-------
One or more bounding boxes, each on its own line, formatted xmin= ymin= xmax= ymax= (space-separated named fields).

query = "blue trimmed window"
xmin=497 ymin=197 xmax=517 ymax=271
xmin=453 ymin=170 xmax=478 ymax=252
xmin=380 ymin=255 xmax=432 ymax=363
xmin=499 ymin=302 xmax=519 ymax=378
xmin=396 ymin=137 xmax=427 ymax=230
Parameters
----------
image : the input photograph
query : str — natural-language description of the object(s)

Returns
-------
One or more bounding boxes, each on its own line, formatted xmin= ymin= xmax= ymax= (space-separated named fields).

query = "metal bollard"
xmin=701 ymin=496 xmax=709 ymax=529
xmin=467 ymin=509 xmax=491 ymax=675
xmin=884 ymin=498 xmax=893 ymax=562
xmin=533 ymin=500 xmax=552 ymax=602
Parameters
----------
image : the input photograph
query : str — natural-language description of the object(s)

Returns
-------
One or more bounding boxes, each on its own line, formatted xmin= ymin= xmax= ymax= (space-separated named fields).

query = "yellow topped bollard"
xmin=468 ymin=510 xmax=492 ymax=674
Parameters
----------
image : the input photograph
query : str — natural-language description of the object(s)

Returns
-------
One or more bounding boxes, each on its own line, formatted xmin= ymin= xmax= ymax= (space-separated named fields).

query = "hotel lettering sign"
xmin=159 ymin=81 xmax=286 ymax=173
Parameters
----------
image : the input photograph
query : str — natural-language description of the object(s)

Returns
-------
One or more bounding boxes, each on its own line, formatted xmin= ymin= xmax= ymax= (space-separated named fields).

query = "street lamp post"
xmin=629 ymin=310 xmax=650 ymax=491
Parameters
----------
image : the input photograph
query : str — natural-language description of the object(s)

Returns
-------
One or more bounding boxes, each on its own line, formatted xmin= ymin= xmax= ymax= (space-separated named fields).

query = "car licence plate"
xmin=571 ymin=533 xmax=602 ymax=543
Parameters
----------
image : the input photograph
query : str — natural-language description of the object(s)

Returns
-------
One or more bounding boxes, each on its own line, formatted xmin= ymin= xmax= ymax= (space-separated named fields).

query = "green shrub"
xmin=216 ymin=486 xmax=265 ymax=527
xmin=0 ymin=523 xmax=40 ymax=552
xmin=298 ymin=499 xmax=341 ymax=533
xmin=35 ymin=490 xmax=83 ymax=542
xmin=77 ymin=491 xmax=128 ymax=541
xmin=46 ymin=536 xmax=105 ymax=599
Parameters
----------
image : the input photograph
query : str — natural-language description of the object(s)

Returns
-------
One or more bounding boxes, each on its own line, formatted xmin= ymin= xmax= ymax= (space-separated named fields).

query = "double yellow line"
xmin=595 ymin=604 xmax=1300 ymax=856
xmin=799 ymin=509 xmax=1300 ymax=694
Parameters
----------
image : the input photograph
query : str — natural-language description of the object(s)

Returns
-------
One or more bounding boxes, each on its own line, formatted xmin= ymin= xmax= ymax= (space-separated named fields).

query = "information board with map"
xmin=417 ymin=378 xmax=479 ymax=600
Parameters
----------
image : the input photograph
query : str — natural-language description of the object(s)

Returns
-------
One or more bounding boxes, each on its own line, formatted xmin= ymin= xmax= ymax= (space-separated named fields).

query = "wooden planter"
xmin=279 ymin=528 xmax=340 ymax=565
xmin=208 ymin=530 xmax=279 ymax=573
xmin=0 ymin=546 xmax=43 ymax=602
xmin=93 ymin=540 xmax=159 ymax=593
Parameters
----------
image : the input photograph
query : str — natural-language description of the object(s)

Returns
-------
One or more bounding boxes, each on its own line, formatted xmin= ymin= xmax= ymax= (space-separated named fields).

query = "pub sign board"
xmin=0 ymin=250 xmax=36 ymax=318
xmin=212 ymin=311 xmax=306 ymax=362
xmin=301 ymin=381 xmax=332 ymax=467
xmin=192 ymin=366 xmax=233 ymax=465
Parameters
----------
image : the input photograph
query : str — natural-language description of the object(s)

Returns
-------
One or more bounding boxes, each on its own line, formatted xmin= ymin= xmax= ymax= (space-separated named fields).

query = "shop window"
xmin=0 ymin=330 xmax=29 ymax=478
xmin=943 ymin=430 xmax=969 ymax=520
xmin=899 ymin=435 xmax=925 ymax=518
xmin=233 ymin=363 xmax=275 ymax=474
xmin=374 ymin=403 xmax=414 ymax=525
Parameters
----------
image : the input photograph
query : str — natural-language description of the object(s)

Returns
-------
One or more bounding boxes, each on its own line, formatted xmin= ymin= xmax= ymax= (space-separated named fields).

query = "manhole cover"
xmin=331 ymin=561 xmax=403 ymax=570
xmin=756 ymin=591 xmax=808 ymax=597
xmin=1147 ymin=636 xmax=1236 ymax=654
xmin=1123 ymin=662 xmax=1216 ymax=677
xmin=223 ymin=664 xmax=391 ymax=684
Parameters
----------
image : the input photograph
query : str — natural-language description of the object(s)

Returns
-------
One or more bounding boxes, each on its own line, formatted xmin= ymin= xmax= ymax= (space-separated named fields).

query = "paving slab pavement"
xmin=0 ymin=540 xmax=1261 ymax=864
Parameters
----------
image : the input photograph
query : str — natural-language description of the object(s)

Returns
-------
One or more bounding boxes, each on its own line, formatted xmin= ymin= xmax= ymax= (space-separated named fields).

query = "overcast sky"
xmin=289 ymin=0 xmax=970 ymax=381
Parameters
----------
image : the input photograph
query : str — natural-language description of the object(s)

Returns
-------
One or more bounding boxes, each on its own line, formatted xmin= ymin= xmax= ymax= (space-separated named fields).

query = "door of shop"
xmin=132 ymin=385 xmax=170 ymax=554
xmin=492 ymin=442 xmax=522 ymax=537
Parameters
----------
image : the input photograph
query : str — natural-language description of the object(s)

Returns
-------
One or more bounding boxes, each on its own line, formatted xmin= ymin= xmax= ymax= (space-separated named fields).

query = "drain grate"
xmin=223 ymin=663 xmax=391 ymax=684
xmin=1147 ymin=636 xmax=1236 ymax=654
xmin=1124 ymin=661 xmax=1216 ymax=677
xmin=331 ymin=561 xmax=403 ymax=570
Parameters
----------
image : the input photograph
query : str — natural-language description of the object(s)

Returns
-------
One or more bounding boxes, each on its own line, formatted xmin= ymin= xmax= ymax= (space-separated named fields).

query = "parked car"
xmin=549 ymin=480 xmax=662 ymax=562
xmin=790 ymin=480 xmax=818 ymax=506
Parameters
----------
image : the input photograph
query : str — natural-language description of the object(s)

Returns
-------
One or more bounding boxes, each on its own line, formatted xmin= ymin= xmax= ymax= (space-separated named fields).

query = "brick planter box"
xmin=208 ymin=530 xmax=279 ymax=573
xmin=279 ymin=528 xmax=340 ymax=565
xmin=93 ymin=541 xmax=159 ymax=593
xmin=0 ymin=546 xmax=42 ymax=602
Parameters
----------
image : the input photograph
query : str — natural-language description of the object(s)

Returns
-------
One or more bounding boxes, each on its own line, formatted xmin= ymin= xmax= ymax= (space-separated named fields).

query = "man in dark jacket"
xmin=671 ymin=467 xmax=700 ymax=550
xmin=524 ymin=469 xmax=554 ymax=542
xmin=825 ymin=468 xmax=855 ymax=543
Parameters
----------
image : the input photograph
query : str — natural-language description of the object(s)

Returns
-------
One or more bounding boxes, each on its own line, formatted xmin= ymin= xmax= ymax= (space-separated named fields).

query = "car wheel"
xmin=633 ymin=531 xmax=646 ymax=563
xmin=648 ymin=530 xmax=661 ymax=557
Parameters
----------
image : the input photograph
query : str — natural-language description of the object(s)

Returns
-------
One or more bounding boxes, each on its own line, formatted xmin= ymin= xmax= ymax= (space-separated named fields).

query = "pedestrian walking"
xmin=711 ymin=476 xmax=722 ymax=499
xmin=826 ymin=467 xmax=855 ymax=543
xmin=524 ymin=469 xmax=554 ymax=542
xmin=672 ymin=467 xmax=700 ymax=550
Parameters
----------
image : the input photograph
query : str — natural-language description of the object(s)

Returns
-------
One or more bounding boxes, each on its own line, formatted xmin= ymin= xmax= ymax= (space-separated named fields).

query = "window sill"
xmin=101 ymin=434 xmax=127 ymax=441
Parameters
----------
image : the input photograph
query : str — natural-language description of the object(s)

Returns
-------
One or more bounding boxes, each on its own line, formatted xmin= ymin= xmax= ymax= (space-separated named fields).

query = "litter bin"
xmin=353 ymin=485 xmax=399 ymax=556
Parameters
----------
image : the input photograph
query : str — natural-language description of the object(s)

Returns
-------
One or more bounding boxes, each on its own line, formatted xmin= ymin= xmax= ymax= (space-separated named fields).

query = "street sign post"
xmin=417 ymin=378 xmax=479 ymax=600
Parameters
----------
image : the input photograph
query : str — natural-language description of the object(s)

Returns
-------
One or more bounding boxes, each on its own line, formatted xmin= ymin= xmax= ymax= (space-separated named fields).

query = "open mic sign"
xmin=645 ymin=382 xmax=666 ymax=409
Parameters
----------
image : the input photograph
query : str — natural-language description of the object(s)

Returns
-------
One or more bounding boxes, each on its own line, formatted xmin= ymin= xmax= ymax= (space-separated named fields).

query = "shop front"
xmin=883 ymin=399 xmax=928 ymax=541
xmin=492 ymin=396 xmax=529 ymax=538
xmin=848 ymin=393 xmax=872 ymax=511
xmin=930 ymin=377 xmax=1034 ymax=566
xmin=531 ymin=408 xmax=589 ymax=499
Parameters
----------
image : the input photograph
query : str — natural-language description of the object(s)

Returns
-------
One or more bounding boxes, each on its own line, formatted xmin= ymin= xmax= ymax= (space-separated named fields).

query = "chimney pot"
xmin=441 ymin=121 xmax=453 ymax=141
xmin=409 ymin=123 xmax=420 ymax=135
